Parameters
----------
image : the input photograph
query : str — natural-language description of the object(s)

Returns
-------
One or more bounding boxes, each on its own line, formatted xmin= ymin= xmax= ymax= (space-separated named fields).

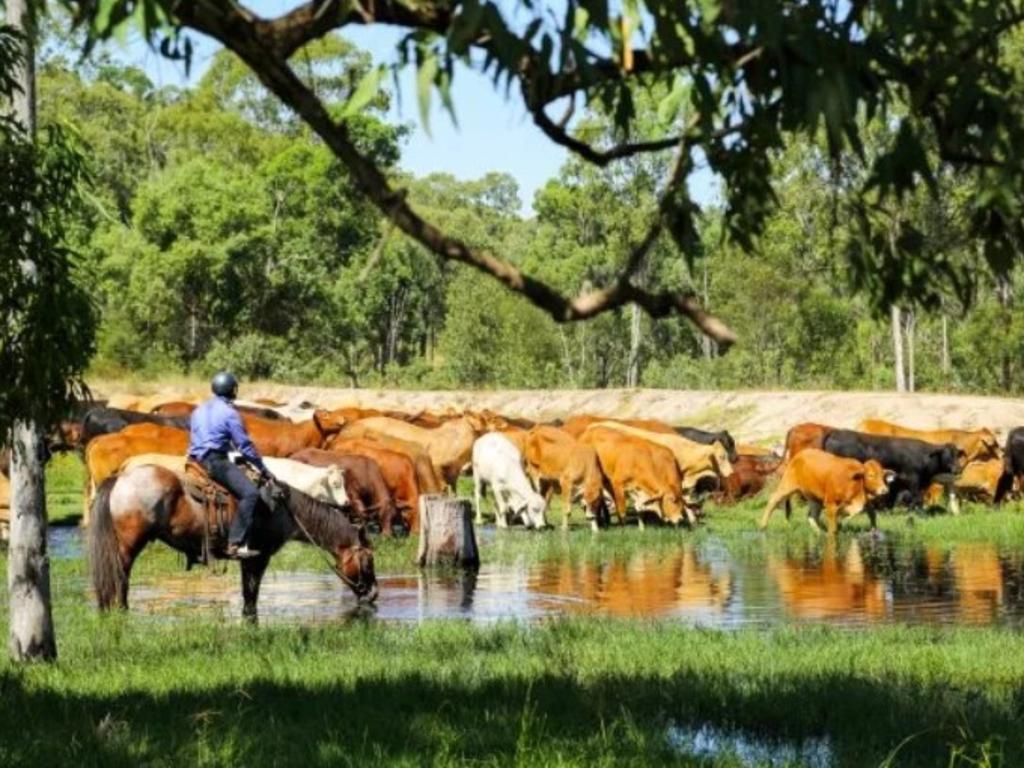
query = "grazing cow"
xmin=995 ymin=427 xmax=1024 ymax=503
xmin=858 ymin=419 xmax=1000 ymax=465
xmin=289 ymin=449 xmax=401 ymax=535
xmin=673 ymin=427 xmax=739 ymax=463
xmin=822 ymin=430 xmax=959 ymax=511
xmin=472 ymin=433 xmax=548 ymax=529
xmin=339 ymin=415 xmax=485 ymax=490
xmin=81 ymin=407 xmax=190 ymax=446
xmin=759 ymin=449 xmax=892 ymax=534
xmin=119 ymin=454 xmax=350 ymax=509
xmin=783 ymin=423 xmax=836 ymax=461
xmin=523 ymin=425 xmax=608 ymax=528
xmin=588 ymin=421 xmax=734 ymax=503
xmin=328 ymin=433 xmax=444 ymax=494
xmin=714 ymin=454 xmax=782 ymax=504
xmin=923 ymin=457 xmax=1006 ymax=505
xmin=313 ymin=440 xmax=423 ymax=530
xmin=471 ymin=434 xmax=548 ymax=528
xmin=579 ymin=426 xmax=686 ymax=527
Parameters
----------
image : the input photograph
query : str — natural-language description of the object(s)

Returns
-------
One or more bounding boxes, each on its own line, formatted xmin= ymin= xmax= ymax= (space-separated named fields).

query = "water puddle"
xmin=667 ymin=723 xmax=834 ymax=767
xmin=53 ymin=527 xmax=1024 ymax=627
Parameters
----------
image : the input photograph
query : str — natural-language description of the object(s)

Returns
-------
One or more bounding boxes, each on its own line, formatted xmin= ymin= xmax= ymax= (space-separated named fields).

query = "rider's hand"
xmin=261 ymin=468 xmax=275 ymax=484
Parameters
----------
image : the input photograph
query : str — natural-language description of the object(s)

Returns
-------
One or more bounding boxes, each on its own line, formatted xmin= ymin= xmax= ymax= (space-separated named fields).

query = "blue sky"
xmin=103 ymin=1 xmax=716 ymax=215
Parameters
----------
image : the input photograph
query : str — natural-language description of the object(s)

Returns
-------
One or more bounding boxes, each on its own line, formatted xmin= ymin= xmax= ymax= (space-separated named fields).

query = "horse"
xmin=89 ymin=464 xmax=377 ymax=619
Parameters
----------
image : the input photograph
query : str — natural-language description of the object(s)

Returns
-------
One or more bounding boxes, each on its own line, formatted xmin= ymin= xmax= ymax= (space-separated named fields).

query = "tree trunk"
xmin=941 ymin=314 xmax=950 ymax=380
xmin=701 ymin=262 xmax=714 ymax=360
xmin=7 ymin=0 xmax=56 ymax=663
xmin=904 ymin=308 xmax=916 ymax=393
xmin=891 ymin=305 xmax=906 ymax=393
xmin=626 ymin=302 xmax=641 ymax=387
xmin=997 ymin=276 xmax=1013 ymax=391
xmin=416 ymin=495 xmax=479 ymax=568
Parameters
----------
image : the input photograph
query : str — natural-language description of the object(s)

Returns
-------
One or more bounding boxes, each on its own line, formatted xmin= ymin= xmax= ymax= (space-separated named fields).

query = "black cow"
xmin=674 ymin=426 xmax=739 ymax=463
xmin=822 ymin=429 xmax=958 ymax=509
xmin=994 ymin=427 xmax=1024 ymax=503
xmin=80 ymin=407 xmax=191 ymax=446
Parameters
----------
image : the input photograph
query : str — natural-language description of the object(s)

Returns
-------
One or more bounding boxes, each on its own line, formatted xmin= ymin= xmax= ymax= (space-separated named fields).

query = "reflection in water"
xmin=51 ymin=527 xmax=1024 ymax=628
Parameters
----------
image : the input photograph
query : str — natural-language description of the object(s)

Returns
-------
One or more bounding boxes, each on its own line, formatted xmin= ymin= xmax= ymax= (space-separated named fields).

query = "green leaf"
xmin=417 ymin=53 xmax=440 ymax=136
xmin=340 ymin=65 xmax=385 ymax=119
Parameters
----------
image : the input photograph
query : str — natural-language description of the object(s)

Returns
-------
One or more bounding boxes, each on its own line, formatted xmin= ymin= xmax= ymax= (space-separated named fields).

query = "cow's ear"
xmin=852 ymin=471 xmax=865 ymax=482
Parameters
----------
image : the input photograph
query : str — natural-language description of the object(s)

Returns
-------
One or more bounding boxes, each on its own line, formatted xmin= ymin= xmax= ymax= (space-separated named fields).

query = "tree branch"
xmin=170 ymin=1 xmax=737 ymax=347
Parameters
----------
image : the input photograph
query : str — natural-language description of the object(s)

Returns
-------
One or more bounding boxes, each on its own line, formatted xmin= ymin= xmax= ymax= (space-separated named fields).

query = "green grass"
xmin=5 ymin=456 xmax=1022 ymax=766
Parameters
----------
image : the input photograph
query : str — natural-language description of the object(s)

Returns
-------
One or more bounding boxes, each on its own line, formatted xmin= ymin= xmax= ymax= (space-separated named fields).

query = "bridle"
xmin=282 ymin=486 xmax=374 ymax=597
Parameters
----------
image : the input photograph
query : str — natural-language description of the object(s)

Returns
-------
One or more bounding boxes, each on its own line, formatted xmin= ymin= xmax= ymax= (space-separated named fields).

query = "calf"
xmin=472 ymin=433 xmax=547 ymax=529
xmin=822 ymin=429 xmax=959 ymax=511
xmin=760 ymin=449 xmax=891 ymax=535
xmin=290 ymin=449 xmax=401 ymax=535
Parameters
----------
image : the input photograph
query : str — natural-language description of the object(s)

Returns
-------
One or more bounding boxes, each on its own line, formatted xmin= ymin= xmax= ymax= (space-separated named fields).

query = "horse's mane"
xmin=282 ymin=484 xmax=359 ymax=546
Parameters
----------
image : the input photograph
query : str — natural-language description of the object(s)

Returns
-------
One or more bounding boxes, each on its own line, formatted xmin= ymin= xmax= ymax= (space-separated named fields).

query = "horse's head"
xmin=335 ymin=525 xmax=377 ymax=604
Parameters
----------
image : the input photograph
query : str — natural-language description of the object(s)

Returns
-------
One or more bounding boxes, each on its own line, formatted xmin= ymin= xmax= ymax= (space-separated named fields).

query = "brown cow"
xmin=523 ymin=425 xmax=608 ymax=528
xmin=923 ymin=457 xmax=1005 ymax=505
xmin=858 ymin=418 xmax=1001 ymax=465
xmin=714 ymin=454 xmax=782 ymax=504
xmin=588 ymin=421 xmax=733 ymax=498
xmin=579 ymin=426 xmax=686 ymax=527
xmin=338 ymin=415 xmax=485 ymax=490
xmin=327 ymin=435 xmax=442 ymax=499
xmin=783 ymin=423 xmax=836 ymax=460
xmin=289 ymin=449 xmax=401 ymax=536
xmin=312 ymin=440 xmax=423 ymax=530
xmin=241 ymin=410 xmax=346 ymax=457
xmin=760 ymin=448 xmax=892 ymax=535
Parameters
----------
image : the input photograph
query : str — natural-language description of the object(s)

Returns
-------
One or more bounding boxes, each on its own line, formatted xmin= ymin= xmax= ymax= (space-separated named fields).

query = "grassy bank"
xmin=6 ymin=455 xmax=1022 ymax=766
xmin=0 ymin=606 xmax=1022 ymax=767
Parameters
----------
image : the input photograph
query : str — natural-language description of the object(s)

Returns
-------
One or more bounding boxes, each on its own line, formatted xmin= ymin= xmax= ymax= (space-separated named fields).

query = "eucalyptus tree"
xmin=62 ymin=0 xmax=1024 ymax=349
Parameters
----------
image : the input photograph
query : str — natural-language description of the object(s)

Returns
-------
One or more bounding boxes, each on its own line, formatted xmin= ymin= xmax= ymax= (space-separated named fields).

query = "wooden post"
xmin=416 ymin=495 xmax=480 ymax=568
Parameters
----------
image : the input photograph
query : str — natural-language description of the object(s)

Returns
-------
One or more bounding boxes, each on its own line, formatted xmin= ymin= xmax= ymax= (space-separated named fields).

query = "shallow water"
xmin=54 ymin=527 xmax=1024 ymax=628
xmin=667 ymin=723 xmax=834 ymax=767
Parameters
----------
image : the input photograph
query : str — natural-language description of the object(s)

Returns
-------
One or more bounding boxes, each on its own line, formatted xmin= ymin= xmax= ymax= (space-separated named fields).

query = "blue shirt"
xmin=187 ymin=396 xmax=267 ymax=471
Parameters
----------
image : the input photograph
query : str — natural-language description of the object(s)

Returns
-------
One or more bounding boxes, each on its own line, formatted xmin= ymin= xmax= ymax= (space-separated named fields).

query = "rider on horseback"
xmin=187 ymin=372 xmax=271 ymax=559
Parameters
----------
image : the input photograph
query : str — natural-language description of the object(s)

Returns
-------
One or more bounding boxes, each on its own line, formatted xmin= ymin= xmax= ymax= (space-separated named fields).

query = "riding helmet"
xmin=211 ymin=371 xmax=239 ymax=400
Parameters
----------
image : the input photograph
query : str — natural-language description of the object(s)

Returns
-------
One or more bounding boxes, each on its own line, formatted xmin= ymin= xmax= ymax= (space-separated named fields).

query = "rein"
xmin=283 ymin=489 xmax=370 ymax=594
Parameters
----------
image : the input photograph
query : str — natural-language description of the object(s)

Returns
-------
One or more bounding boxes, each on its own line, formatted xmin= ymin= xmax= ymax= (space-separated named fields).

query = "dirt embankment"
xmin=93 ymin=383 xmax=1024 ymax=448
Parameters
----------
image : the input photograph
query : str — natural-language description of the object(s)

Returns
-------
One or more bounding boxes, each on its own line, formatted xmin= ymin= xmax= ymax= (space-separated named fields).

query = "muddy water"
xmin=51 ymin=527 xmax=1024 ymax=627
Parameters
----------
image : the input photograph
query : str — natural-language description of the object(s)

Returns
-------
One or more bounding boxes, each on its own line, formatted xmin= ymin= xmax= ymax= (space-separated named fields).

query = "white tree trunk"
xmin=941 ymin=315 xmax=950 ymax=379
xmin=904 ymin=308 xmax=916 ymax=393
xmin=891 ymin=305 xmax=906 ymax=393
xmin=626 ymin=302 xmax=641 ymax=387
xmin=7 ymin=0 xmax=56 ymax=663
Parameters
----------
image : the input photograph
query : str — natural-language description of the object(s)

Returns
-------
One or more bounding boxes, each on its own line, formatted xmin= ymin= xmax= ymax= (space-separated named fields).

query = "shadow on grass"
xmin=0 ymin=667 xmax=1020 ymax=767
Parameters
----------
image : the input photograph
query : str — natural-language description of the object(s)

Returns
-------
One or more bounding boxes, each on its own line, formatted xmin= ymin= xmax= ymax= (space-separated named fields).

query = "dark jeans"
xmin=202 ymin=453 xmax=260 ymax=546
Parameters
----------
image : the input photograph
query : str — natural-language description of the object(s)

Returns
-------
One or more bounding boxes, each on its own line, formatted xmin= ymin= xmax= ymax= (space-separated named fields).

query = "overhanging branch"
xmin=163 ymin=1 xmax=737 ymax=347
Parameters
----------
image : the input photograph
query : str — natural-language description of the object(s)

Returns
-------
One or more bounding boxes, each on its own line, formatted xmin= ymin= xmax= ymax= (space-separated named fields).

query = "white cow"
xmin=119 ymin=454 xmax=349 ymax=507
xmin=472 ymin=433 xmax=548 ymax=529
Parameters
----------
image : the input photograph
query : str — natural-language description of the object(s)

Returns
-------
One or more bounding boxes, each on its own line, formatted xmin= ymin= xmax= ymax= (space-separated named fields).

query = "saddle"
xmin=183 ymin=459 xmax=236 ymax=566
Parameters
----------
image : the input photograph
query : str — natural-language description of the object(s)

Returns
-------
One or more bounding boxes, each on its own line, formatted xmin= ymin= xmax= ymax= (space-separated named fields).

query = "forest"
xmin=41 ymin=28 xmax=1024 ymax=394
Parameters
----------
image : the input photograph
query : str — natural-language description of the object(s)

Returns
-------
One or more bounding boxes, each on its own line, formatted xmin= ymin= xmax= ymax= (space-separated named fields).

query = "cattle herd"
xmin=2 ymin=394 xmax=1023 ymax=543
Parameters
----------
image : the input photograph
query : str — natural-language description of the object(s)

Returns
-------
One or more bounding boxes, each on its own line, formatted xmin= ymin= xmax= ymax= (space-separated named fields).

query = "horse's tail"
xmin=88 ymin=476 xmax=124 ymax=610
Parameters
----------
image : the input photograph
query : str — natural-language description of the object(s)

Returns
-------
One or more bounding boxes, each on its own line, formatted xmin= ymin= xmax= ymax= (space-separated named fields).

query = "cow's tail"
xmin=89 ymin=476 xmax=125 ymax=610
